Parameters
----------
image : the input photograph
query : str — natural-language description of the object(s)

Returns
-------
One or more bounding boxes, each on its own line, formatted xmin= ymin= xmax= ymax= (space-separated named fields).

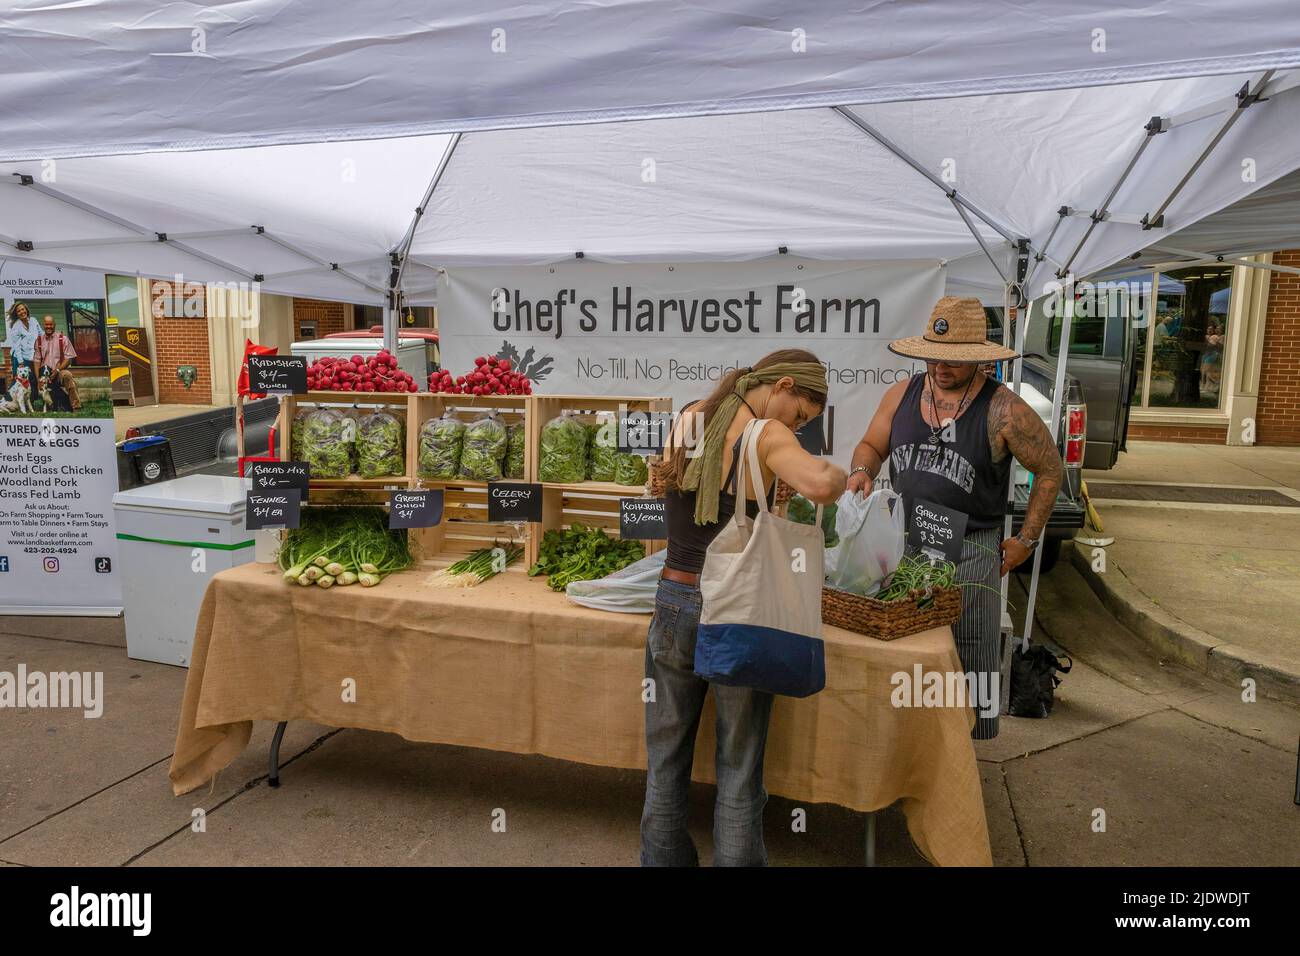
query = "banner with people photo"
xmin=437 ymin=258 xmax=945 ymax=461
xmin=1 ymin=261 xmax=121 ymax=614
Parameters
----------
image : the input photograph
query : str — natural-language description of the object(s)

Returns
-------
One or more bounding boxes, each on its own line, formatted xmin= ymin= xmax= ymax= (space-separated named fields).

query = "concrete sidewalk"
xmin=2 ymin=565 xmax=1297 ymax=867
xmin=1079 ymin=441 xmax=1300 ymax=704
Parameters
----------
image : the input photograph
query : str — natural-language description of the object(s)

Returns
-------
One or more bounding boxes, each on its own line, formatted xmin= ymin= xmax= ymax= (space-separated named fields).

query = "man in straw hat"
xmin=847 ymin=296 xmax=1062 ymax=738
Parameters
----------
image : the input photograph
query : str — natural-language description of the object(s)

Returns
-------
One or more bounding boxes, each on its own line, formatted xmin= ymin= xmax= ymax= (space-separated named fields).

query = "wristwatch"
xmin=1014 ymin=531 xmax=1040 ymax=552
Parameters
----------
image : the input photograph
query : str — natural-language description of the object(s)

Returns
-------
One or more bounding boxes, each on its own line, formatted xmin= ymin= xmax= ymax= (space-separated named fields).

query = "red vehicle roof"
xmin=323 ymin=327 xmax=439 ymax=342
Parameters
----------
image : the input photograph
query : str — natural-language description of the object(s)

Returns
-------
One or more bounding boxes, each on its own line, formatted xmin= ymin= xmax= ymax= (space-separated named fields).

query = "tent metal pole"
xmin=949 ymin=198 xmax=1009 ymax=285
xmin=17 ymin=177 xmax=259 ymax=282
xmin=1142 ymin=71 xmax=1274 ymax=230
xmin=1145 ymin=245 xmax=1300 ymax=277
xmin=387 ymin=134 xmax=462 ymax=353
xmin=257 ymin=229 xmax=388 ymax=297
xmin=1020 ymin=298 xmax=1071 ymax=651
xmin=830 ymin=106 xmax=1027 ymax=247
xmin=1055 ymin=117 xmax=1166 ymax=277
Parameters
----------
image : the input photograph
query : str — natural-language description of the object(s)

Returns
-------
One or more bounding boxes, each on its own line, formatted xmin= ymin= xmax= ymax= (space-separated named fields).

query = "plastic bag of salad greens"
xmin=538 ymin=412 xmax=589 ymax=483
xmin=417 ymin=414 xmax=464 ymax=479
xmin=613 ymin=452 xmax=649 ymax=487
xmin=356 ymin=409 xmax=405 ymax=478
xmin=504 ymin=422 xmax=526 ymax=479
xmin=587 ymin=413 xmax=619 ymax=482
xmin=787 ymin=493 xmax=839 ymax=548
xmin=300 ymin=407 xmax=354 ymax=478
xmin=290 ymin=409 xmax=309 ymax=462
xmin=459 ymin=413 xmax=508 ymax=481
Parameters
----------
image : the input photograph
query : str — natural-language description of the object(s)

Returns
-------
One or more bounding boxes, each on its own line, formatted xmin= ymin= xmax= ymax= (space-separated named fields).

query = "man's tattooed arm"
xmin=987 ymin=385 xmax=1063 ymax=540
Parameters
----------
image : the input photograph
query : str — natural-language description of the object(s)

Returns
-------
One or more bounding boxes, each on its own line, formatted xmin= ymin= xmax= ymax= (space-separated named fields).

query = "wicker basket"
xmin=821 ymin=584 xmax=962 ymax=641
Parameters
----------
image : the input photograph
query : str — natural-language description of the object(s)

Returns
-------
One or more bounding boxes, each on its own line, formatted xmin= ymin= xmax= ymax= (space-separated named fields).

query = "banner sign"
xmin=438 ymin=259 xmax=943 ymax=463
xmin=0 ymin=261 xmax=107 ymax=302
xmin=1 ymin=261 xmax=121 ymax=615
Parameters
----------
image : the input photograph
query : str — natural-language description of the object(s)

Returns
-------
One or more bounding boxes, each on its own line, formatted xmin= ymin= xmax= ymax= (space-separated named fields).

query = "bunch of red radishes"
xmin=307 ymin=351 xmax=419 ymax=393
xmin=428 ymin=356 xmax=532 ymax=396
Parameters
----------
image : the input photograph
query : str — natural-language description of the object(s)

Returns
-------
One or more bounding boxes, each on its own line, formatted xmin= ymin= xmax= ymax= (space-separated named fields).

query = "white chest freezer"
xmin=290 ymin=336 xmax=429 ymax=384
xmin=112 ymin=475 xmax=255 ymax=667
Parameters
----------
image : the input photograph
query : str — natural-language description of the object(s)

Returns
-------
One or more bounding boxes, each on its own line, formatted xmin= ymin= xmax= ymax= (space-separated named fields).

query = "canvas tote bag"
xmin=694 ymin=418 xmax=827 ymax=697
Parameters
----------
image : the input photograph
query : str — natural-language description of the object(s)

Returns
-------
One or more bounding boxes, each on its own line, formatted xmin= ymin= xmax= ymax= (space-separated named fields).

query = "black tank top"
xmin=664 ymin=406 xmax=773 ymax=574
xmin=887 ymin=373 xmax=1010 ymax=531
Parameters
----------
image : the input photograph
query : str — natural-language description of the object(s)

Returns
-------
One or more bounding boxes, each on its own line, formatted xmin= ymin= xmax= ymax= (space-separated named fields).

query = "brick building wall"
xmin=149 ymin=280 xmax=212 ymax=405
xmin=292 ymin=298 xmax=349 ymax=339
xmin=1127 ymin=422 xmax=1229 ymax=444
xmin=1256 ymin=249 xmax=1300 ymax=445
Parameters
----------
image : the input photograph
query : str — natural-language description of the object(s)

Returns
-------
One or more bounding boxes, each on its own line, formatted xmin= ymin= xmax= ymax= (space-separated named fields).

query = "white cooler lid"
xmin=112 ymin=474 xmax=250 ymax=514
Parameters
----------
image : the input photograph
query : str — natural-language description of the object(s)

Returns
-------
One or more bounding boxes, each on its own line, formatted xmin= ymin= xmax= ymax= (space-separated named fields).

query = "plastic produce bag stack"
xmin=300 ymin=407 xmax=354 ymax=478
xmin=459 ymin=413 xmax=508 ymax=481
xmin=417 ymin=414 xmax=464 ymax=479
xmin=587 ymin=413 xmax=619 ymax=481
xmin=503 ymin=423 xmax=526 ymax=479
xmin=538 ymin=411 xmax=588 ymax=483
xmin=356 ymin=409 xmax=405 ymax=477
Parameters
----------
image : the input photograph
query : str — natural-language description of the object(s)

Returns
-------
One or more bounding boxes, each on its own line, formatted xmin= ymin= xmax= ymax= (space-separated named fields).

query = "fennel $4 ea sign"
xmin=438 ymin=259 xmax=942 ymax=464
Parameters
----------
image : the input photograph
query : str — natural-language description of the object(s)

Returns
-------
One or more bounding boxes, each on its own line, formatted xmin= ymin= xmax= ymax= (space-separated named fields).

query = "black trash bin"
xmin=117 ymin=434 xmax=178 ymax=490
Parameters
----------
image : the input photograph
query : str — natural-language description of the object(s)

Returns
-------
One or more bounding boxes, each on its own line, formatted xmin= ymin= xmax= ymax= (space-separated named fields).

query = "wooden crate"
xmin=277 ymin=391 xmax=412 ymax=503
xmin=529 ymin=394 xmax=672 ymax=556
xmin=407 ymin=392 xmax=536 ymax=567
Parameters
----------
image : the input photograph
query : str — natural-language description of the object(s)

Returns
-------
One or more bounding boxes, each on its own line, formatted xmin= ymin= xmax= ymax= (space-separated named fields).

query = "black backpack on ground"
xmin=1008 ymin=643 xmax=1072 ymax=718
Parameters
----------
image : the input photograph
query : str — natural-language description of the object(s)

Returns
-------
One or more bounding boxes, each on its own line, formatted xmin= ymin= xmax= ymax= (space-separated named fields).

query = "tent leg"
xmin=865 ymin=812 xmax=877 ymax=867
xmin=268 ymin=720 xmax=288 ymax=788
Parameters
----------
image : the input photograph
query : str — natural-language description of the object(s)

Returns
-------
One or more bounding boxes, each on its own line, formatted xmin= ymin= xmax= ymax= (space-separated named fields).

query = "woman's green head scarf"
xmin=680 ymin=361 xmax=827 ymax=525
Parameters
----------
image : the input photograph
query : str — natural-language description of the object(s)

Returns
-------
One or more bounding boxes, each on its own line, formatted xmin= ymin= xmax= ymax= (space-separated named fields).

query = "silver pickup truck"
xmin=988 ymin=306 xmax=1133 ymax=573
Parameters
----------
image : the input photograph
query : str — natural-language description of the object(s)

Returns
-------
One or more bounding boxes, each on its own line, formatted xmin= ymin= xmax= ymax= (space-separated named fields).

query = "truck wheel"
xmin=1014 ymin=537 xmax=1061 ymax=575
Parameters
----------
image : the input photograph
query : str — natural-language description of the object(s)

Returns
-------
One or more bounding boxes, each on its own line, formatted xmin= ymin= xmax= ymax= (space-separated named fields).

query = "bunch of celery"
xmin=277 ymin=506 xmax=413 ymax=589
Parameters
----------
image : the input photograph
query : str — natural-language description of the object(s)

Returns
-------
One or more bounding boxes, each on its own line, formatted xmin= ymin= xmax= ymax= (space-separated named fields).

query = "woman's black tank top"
xmin=887 ymin=373 xmax=1010 ymax=531
xmin=664 ymin=406 xmax=773 ymax=574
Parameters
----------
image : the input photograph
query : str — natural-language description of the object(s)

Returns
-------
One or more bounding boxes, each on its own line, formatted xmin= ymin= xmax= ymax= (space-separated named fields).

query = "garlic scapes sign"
xmin=438 ymin=260 xmax=943 ymax=464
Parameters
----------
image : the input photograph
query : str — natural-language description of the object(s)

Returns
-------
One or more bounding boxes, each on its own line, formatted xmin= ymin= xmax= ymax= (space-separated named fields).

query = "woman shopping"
xmin=641 ymin=348 xmax=847 ymax=867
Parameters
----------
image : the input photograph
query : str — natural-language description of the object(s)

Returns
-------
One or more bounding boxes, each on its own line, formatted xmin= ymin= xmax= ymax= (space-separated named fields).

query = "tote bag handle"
xmin=732 ymin=417 xmax=822 ymax=530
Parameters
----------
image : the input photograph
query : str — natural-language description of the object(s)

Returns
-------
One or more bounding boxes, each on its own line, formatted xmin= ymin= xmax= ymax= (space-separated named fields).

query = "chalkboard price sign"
xmin=247 ymin=460 xmax=310 ymax=491
xmin=617 ymin=411 xmax=672 ymax=456
xmin=619 ymin=497 xmax=668 ymax=539
xmin=905 ymin=497 xmax=968 ymax=564
xmin=389 ymin=489 xmax=444 ymax=529
xmin=246 ymin=488 xmax=302 ymax=530
xmin=487 ymin=482 xmax=543 ymax=522
xmin=247 ymin=355 xmax=308 ymax=394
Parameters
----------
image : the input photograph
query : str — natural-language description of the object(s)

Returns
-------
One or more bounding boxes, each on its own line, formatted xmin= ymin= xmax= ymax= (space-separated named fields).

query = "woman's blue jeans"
xmin=640 ymin=578 xmax=775 ymax=866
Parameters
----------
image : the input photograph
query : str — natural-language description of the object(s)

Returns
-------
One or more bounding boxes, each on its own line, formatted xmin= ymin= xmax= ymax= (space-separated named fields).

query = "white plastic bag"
xmin=824 ymin=488 xmax=905 ymax=596
xmin=565 ymin=550 xmax=667 ymax=613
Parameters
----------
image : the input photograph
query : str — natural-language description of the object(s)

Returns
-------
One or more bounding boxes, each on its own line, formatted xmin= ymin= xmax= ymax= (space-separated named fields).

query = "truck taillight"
xmin=1064 ymin=403 xmax=1086 ymax=468
xmin=1067 ymin=405 xmax=1086 ymax=440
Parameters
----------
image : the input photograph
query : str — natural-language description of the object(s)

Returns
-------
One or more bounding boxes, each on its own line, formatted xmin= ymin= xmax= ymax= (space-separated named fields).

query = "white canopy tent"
xmin=3 ymin=67 xmax=1300 ymax=342
xmin=5 ymin=1 xmax=1299 ymax=163
xmin=3 ymin=0 xmax=1300 ymax=718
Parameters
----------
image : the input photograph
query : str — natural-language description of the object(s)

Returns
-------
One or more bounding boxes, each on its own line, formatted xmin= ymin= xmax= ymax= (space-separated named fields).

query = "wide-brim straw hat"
xmin=888 ymin=296 xmax=1019 ymax=363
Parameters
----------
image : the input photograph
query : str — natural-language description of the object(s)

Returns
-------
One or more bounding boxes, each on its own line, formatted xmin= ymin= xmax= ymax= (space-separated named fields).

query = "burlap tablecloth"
xmin=169 ymin=562 xmax=991 ymax=866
